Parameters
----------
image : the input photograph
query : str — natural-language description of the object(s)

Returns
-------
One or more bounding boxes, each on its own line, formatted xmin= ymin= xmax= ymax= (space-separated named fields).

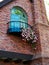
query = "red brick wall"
xmin=42 ymin=58 xmax=49 ymax=65
xmin=33 ymin=0 xmax=48 ymax=24
xmin=0 ymin=0 xmax=48 ymax=54
xmin=30 ymin=58 xmax=43 ymax=65
xmin=0 ymin=61 xmax=23 ymax=65
xmin=0 ymin=0 xmax=34 ymax=54
xmin=38 ymin=23 xmax=49 ymax=57
xmin=0 ymin=0 xmax=49 ymax=65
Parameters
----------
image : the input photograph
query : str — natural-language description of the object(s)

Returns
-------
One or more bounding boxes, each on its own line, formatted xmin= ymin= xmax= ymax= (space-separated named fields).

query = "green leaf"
xmin=15 ymin=10 xmax=22 ymax=15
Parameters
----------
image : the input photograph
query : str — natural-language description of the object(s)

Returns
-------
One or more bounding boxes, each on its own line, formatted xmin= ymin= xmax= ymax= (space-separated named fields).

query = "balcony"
xmin=7 ymin=21 xmax=31 ymax=33
xmin=7 ymin=21 xmax=37 ymax=45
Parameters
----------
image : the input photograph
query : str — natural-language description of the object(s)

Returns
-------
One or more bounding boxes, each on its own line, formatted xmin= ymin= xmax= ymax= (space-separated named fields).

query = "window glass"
xmin=10 ymin=7 xmax=28 ymax=32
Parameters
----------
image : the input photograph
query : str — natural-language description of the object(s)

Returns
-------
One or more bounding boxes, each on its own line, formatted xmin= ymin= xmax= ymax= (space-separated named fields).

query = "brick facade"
xmin=0 ymin=0 xmax=49 ymax=65
xmin=0 ymin=0 xmax=33 ymax=54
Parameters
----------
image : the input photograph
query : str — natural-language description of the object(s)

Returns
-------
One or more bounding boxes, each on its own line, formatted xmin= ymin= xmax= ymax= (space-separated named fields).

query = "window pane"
xmin=10 ymin=22 xmax=14 ymax=28
xmin=10 ymin=7 xmax=28 ymax=32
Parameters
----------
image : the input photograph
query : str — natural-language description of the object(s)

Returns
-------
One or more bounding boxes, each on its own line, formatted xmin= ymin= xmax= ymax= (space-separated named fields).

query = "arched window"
xmin=8 ymin=6 xmax=28 ymax=33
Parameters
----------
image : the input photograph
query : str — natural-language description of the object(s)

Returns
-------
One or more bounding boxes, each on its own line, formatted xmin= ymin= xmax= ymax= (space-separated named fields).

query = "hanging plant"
xmin=21 ymin=26 xmax=37 ymax=44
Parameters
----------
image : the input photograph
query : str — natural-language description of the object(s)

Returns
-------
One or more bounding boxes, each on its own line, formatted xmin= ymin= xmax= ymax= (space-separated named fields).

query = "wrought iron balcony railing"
xmin=7 ymin=21 xmax=33 ymax=33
